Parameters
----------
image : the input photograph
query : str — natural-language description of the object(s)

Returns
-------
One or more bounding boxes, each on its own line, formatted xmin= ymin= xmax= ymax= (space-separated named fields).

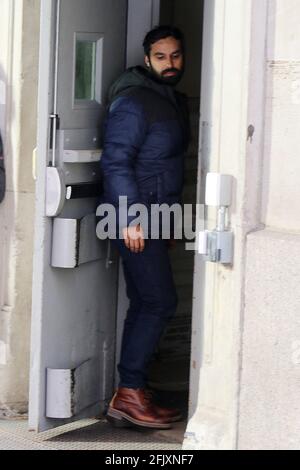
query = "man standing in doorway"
xmin=100 ymin=25 xmax=190 ymax=429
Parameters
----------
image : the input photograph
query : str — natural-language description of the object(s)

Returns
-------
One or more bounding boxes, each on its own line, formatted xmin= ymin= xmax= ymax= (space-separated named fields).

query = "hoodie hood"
xmin=107 ymin=65 xmax=179 ymax=109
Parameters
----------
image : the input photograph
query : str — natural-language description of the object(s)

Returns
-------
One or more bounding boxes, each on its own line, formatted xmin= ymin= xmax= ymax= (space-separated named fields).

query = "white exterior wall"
xmin=183 ymin=0 xmax=300 ymax=450
xmin=238 ymin=0 xmax=300 ymax=449
xmin=0 ymin=0 xmax=40 ymax=416
xmin=239 ymin=230 xmax=300 ymax=449
xmin=262 ymin=0 xmax=300 ymax=231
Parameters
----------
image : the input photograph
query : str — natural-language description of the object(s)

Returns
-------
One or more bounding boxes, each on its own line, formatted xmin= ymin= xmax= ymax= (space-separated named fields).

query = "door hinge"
xmin=198 ymin=173 xmax=234 ymax=265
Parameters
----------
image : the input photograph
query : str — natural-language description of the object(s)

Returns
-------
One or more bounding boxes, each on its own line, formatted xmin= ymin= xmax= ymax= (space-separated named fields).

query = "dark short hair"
xmin=143 ymin=25 xmax=185 ymax=57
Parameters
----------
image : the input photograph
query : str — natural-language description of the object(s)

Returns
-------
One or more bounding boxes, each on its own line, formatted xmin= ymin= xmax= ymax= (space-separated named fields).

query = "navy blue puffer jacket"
xmin=99 ymin=65 xmax=190 ymax=230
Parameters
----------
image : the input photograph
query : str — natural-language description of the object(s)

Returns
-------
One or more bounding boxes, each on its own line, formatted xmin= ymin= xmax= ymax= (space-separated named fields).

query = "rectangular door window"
xmin=73 ymin=32 xmax=104 ymax=107
xmin=75 ymin=40 xmax=96 ymax=100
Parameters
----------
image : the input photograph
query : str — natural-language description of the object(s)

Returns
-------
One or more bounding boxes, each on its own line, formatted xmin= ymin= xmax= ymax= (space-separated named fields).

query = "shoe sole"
xmin=158 ymin=413 xmax=183 ymax=423
xmin=106 ymin=406 xmax=172 ymax=429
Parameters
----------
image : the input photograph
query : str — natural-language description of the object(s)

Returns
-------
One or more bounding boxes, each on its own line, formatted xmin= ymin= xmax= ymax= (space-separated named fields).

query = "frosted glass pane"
xmin=75 ymin=40 xmax=96 ymax=100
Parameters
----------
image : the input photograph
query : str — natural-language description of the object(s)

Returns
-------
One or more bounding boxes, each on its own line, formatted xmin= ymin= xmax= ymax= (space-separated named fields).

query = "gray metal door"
xmin=29 ymin=0 xmax=127 ymax=432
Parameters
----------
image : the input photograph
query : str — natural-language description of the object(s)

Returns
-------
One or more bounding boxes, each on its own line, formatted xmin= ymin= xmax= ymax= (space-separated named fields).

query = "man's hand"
xmin=122 ymin=224 xmax=145 ymax=253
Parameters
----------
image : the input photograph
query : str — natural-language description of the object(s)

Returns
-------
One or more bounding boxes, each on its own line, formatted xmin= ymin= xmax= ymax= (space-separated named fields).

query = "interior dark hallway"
xmin=145 ymin=0 xmax=204 ymax=434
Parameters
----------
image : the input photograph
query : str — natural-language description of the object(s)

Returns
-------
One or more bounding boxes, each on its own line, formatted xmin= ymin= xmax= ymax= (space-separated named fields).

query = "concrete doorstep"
xmin=0 ymin=414 xmax=187 ymax=450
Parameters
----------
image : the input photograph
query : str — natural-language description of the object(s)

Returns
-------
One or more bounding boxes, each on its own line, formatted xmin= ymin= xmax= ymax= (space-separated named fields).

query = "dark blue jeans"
xmin=112 ymin=237 xmax=178 ymax=389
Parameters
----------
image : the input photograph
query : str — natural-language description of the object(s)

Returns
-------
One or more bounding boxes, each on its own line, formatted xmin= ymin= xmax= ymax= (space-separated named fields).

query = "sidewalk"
xmin=0 ymin=416 xmax=186 ymax=450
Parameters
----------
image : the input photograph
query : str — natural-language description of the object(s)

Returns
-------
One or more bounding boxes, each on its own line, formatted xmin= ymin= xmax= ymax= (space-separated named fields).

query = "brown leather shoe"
xmin=106 ymin=387 xmax=172 ymax=429
xmin=144 ymin=389 xmax=182 ymax=423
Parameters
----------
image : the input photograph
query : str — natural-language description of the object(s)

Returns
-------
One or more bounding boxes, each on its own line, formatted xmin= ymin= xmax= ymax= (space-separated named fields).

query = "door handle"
xmin=63 ymin=149 xmax=103 ymax=163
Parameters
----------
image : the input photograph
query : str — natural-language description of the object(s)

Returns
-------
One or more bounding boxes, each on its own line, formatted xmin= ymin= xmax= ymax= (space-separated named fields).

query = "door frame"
xmin=30 ymin=0 xmax=268 ymax=447
xmin=29 ymin=0 xmax=57 ymax=430
xmin=184 ymin=0 xmax=268 ymax=450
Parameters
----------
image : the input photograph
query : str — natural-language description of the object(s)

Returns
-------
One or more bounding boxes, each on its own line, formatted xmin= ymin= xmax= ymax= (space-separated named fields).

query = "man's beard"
xmin=146 ymin=61 xmax=184 ymax=86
